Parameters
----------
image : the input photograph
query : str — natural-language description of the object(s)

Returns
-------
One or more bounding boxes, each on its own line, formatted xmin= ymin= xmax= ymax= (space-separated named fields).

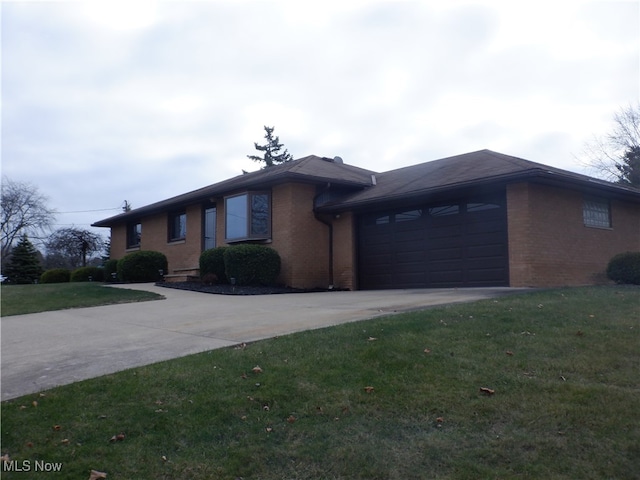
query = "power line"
xmin=57 ymin=208 xmax=121 ymax=214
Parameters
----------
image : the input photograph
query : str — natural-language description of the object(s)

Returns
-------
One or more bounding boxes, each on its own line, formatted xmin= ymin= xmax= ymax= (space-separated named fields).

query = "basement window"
xmin=225 ymin=192 xmax=271 ymax=241
xmin=583 ymin=197 xmax=611 ymax=229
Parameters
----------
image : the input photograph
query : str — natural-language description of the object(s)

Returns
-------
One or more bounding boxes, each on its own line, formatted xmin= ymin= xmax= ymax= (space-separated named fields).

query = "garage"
xmin=358 ymin=195 xmax=509 ymax=289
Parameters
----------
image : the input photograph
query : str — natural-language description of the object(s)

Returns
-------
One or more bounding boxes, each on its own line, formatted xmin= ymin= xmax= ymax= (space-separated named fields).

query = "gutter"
xmin=313 ymin=185 xmax=334 ymax=288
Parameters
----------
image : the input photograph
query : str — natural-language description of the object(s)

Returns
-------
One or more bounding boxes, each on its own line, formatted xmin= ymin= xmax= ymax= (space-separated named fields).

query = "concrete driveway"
xmin=1 ymin=284 xmax=523 ymax=400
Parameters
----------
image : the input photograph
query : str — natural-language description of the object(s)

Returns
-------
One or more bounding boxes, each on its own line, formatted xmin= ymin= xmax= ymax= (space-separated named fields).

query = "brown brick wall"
xmin=507 ymin=182 xmax=640 ymax=287
xmin=269 ymin=183 xmax=330 ymax=288
xmin=332 ymin=211 xmax=357 ymax=290
xmin=109 ymin=205 xmax=203 ymax=274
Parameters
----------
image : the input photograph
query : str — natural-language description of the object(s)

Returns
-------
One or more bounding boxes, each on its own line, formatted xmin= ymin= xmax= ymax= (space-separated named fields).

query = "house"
xmin=93 ymin=150 xmax=640 ymax=289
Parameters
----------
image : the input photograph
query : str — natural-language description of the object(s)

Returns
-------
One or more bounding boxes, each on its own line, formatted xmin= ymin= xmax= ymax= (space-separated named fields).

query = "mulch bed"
xmin=156 ymin=281 xmax=328 ymax=295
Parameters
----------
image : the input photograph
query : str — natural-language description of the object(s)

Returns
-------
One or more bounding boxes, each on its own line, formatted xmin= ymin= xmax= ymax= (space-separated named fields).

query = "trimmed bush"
xmin=104 ymin=259 xmax=119 ymax=282
xmin=223 ymin=244 xmax=281 ymax=286
xmin=606 ymin=251 xmax=640 ymax=285
xmin=71 ymin=266 xmax=105 ymax=282
xmin=40 ymin=268 xmax=71 ymax=284
xmin=117 ymin=251 xmax=168 ymax=283
xmin=200 ymin=247 xmax=228 ymax=284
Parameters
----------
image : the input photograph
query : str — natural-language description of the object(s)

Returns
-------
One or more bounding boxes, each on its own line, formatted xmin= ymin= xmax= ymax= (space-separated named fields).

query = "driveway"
xmin=1 ymin=284 xmax=523 ymax=400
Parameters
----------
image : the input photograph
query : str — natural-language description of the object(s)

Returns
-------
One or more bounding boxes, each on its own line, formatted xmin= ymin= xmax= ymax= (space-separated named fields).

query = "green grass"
xmin=2 ymin=286 xmax=639 ymax=479
xmin=0 ymin=283 xmax=164 ymax=316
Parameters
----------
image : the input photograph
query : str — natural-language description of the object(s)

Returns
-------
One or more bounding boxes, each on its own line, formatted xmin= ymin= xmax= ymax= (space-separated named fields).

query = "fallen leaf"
xmin=367 ymin=337 xmax=377 ymax=341
xmin=252 ymin=366 xmax=263 ymax=374
xmin=89 ymin=470 xmax=107 ymax=480
xmin=436 ymin=417 xmax=444 ymax=423
xmin=287 ymin=415 xmax=296 ymax=424
xmin=265 ymin=427 xmax=273 ymax=433
xmin=26 ymin=442 xmax=33 ymax=448
xmin=109 ymin=433 xmax=125 ymax=443
xmin=364 ymin=386 xmax=375 ymax=393
xmin=241 ymin=373 xmax=248 ymax=379
xmin=53 ymin=425 xmax=62 ymax=431
xmin=154 ymin=400 xmax=163 ymax=405
xmin=576 ymin=330 xmax=584 ymax=336
xmin=161 ymin=455 xmax=168 ymax=462
xmin=1 ymin=454 xmax=10 ymax=463
xmin=505 ymin=351 xmax=514 ymax=356
xmin=479 ymin=387 xmax=495 ymax=395
xmin=263 ymin=404 xmax=270 ymax=411
xmin=424 ymin=348 xmax=431 ymax=354
xmin=19 ymin=405 xmax=27 ymax=410
xmin=61 ymin=439 xmax=70 ymax=445
xmin=32 ymin=401 xmax=38 ymax=408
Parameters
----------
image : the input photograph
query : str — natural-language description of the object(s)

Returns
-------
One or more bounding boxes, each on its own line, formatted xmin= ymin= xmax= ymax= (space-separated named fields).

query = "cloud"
xmin=2 ymin=1 xmax=638 ymax=233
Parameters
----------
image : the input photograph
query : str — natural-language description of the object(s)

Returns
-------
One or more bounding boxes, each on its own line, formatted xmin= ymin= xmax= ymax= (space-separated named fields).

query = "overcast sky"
xmin=2 ymin=0 xmax=638 ymax=236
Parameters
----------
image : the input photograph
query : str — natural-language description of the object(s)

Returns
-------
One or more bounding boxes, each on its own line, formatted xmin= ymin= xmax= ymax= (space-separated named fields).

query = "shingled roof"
xmin=316 ymin=149 xmax=640 ymax=211
xmin=93 ymin=155 xmax=375 ymax=226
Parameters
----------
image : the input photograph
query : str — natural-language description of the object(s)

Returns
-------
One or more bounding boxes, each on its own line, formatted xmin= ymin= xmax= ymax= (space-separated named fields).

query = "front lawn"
xmin=1 ymin=286 xmax=639 ymax=479
xmin=0 ymin=283 xmax=164 ymax=316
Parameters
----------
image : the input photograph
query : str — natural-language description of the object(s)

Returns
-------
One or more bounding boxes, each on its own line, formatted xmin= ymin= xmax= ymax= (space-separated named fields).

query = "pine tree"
xmin=616 ymin=146 xmax=640 ymax=188
xmin=5 ymin=234 xmax=43 ymax=284
xmin=247 ymin=126 xmax=293 ymax=168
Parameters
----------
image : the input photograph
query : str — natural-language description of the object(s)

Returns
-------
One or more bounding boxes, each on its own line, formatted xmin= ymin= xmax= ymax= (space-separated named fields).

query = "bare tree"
xmin=46 ymin=227 xmax=105 ymax=268
xmin=582 ymin=104 xmax=640 ymax=187
xmin=1 ymin=177 xmax=57 ymax=260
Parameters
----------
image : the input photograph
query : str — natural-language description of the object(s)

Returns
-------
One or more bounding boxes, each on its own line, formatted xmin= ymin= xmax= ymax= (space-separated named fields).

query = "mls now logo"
xmin=3 ymin=460 xmax=63 ymax=472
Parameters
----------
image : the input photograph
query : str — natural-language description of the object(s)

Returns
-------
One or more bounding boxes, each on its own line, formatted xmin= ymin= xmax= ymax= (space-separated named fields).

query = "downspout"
xmin=314 ymin=184 xmax=334 ymax=288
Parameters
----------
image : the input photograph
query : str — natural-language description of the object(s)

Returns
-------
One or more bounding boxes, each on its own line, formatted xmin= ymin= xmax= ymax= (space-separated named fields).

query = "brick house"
xmin=93 ymin=150 xmax=640 ymax=289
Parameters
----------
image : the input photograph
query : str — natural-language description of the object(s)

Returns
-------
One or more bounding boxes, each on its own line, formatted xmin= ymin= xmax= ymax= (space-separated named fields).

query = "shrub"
xmin=71 ymin=266 xmax=105 ymax=282
xmin=200 ymin=247 xmax=228 ymax=284
xmin=104 ymin=259 xmax=119 ymax=282
xmin=117 ymin=251 xmax=168 ymax=283
xmin=223 ymin=244 xmax=281 ymax=286
xmin=40 ymin=268 xmax=71 ymax=284
xmin=606 ymin=251 xmax=640 ymax=285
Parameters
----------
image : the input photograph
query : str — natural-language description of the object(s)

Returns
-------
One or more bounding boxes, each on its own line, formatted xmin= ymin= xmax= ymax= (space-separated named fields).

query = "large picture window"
xmin=169 ymin=211 xmax=187 ymax=241
xmin=225 ymin=192 xmax=271 ymax=241
xmin=583 ymin=197 xmax=611 ymax=228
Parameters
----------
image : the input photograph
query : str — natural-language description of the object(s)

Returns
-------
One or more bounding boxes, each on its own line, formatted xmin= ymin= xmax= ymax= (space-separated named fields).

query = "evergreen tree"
xmin=5 ymin=234 xmax=43 ymax=284
xmin=616 ymin=146 xmax=640 ymax=188
xmin=247 ymin=126 xmax=293 ymax=168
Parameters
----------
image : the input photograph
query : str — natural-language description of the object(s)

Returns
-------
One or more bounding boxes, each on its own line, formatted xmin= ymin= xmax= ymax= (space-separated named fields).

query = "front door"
xmin=204 ymin=207 xmax=216 ymax=250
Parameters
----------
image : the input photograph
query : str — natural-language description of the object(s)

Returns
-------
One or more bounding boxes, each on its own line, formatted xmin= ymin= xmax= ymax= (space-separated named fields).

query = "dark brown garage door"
xmin=358 ymin=196 xmax=509 ymax=289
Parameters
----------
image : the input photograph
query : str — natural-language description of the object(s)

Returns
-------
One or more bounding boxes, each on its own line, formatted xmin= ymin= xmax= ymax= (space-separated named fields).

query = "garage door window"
xmin=467 ymin=202 xmax=501 ymax=212
xmin=396 ymin=209 xmax=422 ymax=222
xmin=429 ymin=205 xmax=459 ymax=216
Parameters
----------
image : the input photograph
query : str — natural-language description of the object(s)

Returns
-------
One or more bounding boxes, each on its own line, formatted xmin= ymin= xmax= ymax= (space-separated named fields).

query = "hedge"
xmin=200 ymin=247 xmax=228 ymax=284
xmin=104 ymin=259 xmax=119 ymax=282
xmin=70 ymin=266 xmax=105 ymax=282
xmin=40 ymin=268 xmax=71 ymax=284
xmin=606 ymin=251 xmax=640 ymax=285
xmin=223 ymin=244 xmax=281 ymax=286
xmin=117 ymin=251 xmax=168 ymax=283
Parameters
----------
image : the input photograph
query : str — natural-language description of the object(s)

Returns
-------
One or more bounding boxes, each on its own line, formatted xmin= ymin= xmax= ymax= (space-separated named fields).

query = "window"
xmin=429 ymin=205 xmax=459 ymax=216
xmin=169 ymin=211 xmax=187 ymax=241
xmin=225 ymin=192 xmax=271 ymax=241
xmin=126 ymin=222 xmax=141 ymax=248
xmin=583 ymin=197 xmax=611 ymax=228
xmin=395 ymin=209 xmax=422 ymax=222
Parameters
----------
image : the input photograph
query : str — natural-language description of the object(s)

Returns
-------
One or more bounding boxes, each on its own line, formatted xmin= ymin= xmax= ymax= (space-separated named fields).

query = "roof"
xmin=94 ymin=149 xmax=640 ymax=227
xmin=316 ymin=149 xmax=640 ymax=211
xmin=93 ymin=155 xmax=375 ymax=226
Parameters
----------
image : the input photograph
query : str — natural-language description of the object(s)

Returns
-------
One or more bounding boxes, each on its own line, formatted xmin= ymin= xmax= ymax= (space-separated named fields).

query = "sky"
xmin=2 ymin=0 xmax=639 ymax=238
